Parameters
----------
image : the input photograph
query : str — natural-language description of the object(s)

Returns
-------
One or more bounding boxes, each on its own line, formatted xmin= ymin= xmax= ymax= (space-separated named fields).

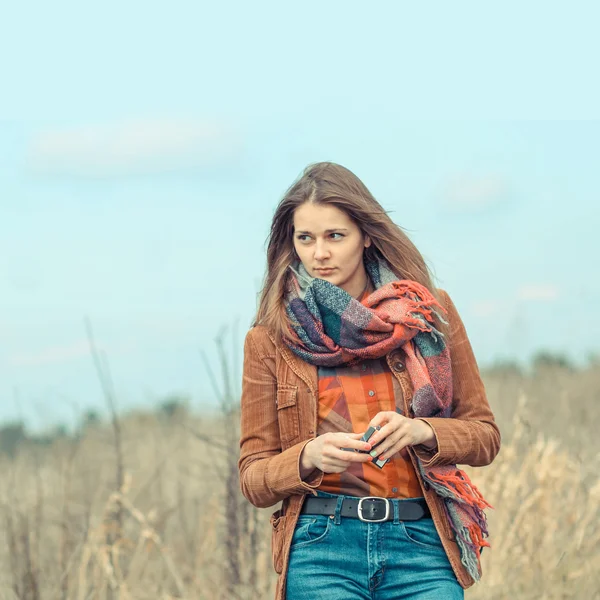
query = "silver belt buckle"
xmin=357 ymin=496 xmax=390 ymax=522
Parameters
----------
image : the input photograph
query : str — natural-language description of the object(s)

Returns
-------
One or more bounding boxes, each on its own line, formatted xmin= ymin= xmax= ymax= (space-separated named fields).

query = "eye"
xmin=297 ymin=234 xmax=311 ymax=242
xmin=330 ymin=232 xmax=344 ymax=239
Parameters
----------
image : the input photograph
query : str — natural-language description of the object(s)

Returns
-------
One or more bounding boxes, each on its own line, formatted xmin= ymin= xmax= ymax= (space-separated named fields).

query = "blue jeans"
xmin=286 ymin=491 xmax=464 ymax=600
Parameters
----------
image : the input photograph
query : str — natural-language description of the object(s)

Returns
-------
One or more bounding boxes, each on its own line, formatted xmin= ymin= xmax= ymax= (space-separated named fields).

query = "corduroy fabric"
xmin=238 ymin=289 xmax=501 ymax=599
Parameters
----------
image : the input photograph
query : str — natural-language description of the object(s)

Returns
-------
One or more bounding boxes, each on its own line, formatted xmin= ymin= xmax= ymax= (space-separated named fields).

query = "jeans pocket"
xmin=290 ymin=514 xmax=332 ymax=549
xmin=401 ymin=518 xmax=444 ymax=550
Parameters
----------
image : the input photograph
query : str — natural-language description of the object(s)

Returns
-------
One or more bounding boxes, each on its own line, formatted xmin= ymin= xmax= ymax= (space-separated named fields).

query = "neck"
xmin=350 ymin=275 xmax=371 ymax=300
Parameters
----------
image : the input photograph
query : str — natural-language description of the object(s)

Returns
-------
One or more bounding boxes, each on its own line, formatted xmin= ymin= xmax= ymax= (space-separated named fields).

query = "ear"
xmin=364 ymin=234 xmax=372 ymax=248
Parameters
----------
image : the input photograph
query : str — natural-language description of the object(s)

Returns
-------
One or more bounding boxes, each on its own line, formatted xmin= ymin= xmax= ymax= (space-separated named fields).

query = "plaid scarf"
xmin=284 ymin=255 xmax=492 ymax=581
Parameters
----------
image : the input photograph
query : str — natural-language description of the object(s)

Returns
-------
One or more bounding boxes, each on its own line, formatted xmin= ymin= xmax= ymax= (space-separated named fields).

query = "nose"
xmin=313 ymin=238 xmax=330 ymax=261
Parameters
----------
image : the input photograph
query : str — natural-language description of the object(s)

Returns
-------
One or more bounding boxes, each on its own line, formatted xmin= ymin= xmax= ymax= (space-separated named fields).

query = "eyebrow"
xmin=295 ymin=228 xmax=349 ymax=235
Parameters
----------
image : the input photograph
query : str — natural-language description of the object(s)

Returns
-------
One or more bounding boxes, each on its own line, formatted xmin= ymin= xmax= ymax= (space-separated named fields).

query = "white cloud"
xmin=26 ymin=117 xmax=244 ymax=177
xmin=9 ymin=340 xmax=91 ymax=367
xmin=437 ymin=173 xmax=509 ymax=214
xmin=471 ymin=300 xmax=502 ymax=318
xmin=517 ymin=284 xmax=560 ymax=301
xmin=471 ymin=284 xmax=560 ymax=321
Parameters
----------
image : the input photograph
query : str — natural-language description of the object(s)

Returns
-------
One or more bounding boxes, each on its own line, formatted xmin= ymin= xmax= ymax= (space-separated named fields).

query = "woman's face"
xmin=292 ymin=202 xmax=371 ymax=297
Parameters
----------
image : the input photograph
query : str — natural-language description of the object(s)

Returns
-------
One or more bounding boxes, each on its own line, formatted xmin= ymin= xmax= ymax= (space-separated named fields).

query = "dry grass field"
xmin=0 ymin=358 xmax=598 ymax=599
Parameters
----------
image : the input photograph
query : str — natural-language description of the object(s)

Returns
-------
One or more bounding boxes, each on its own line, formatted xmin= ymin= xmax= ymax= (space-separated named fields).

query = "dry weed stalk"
xmin=75 ymin=472 xmax=186 ymax=599
xmin=465 ymin=393 xmax=600 ymax=599
xmin=1 ymin=347 xmax=598 ymax=598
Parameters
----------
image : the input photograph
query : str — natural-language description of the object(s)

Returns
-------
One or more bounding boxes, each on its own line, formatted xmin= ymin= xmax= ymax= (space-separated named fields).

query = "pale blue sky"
xmin=1 ymin=1 xmax=599 ymax=430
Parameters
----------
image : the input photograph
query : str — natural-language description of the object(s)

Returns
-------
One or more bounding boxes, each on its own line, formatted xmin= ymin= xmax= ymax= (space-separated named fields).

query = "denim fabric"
xmin=285 ymin=491 xmax=464 ymax=600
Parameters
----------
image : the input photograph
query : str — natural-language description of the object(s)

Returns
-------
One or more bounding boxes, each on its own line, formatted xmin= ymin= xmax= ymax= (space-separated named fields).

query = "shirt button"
xmin=368 ymin=390 xmax=375 ymax=397
xmin=392 ymin=487 xmax=398 ymax=493
xmin=361 ymin=364 xmax=367 ymax=371
xmin=392 ymin=361 xmax=406 ymax=372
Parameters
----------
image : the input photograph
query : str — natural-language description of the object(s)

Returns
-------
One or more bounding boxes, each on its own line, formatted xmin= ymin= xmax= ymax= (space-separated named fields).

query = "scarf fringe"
xmin=389 ymin=282 xmax=450 ymax=344
xmin=428 ymin=468 xmax=494 ymax=511
xmin=390 ymin=281 xmax=447 ymax=320
xmin=451 ymin=514 xmax=490 ymax=553
xmin=455 ymin=527 xmax=483 ymax=581
xmin=418 ymin=462 xmax=492 ymax=583
xmin=447 ymin=510 xmax=489 ymax=582
xmin=468 ymin=523 xmax=491 ymax=552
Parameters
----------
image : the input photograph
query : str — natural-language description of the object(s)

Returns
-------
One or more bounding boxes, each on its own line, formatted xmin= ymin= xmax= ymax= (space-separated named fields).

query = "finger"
xmin=374 ymin=413 xmax=408 ymax=442
xmin=375 ymin=435 xmax=411 ymax=460
xmin=338 ymin=437 xmax=373 ymax=452
xmin=336 ymin=446 xmax=373 ymax=460
xmin=383 ymin=442 xmax=410 ymax=461
xmin=368 ymin=411 xmax=395 ymax=429
xmin=333 ymin=447 xmax=373 ymax=463
xmin=369 ymin=428 xmax=404 ymax=457
xmin=369 ymin=419 xmax=404 ymax=447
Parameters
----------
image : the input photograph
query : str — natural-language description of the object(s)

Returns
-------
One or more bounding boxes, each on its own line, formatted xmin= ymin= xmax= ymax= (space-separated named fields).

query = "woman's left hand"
xmin=366 ymin=411 xmax=437 ymax=460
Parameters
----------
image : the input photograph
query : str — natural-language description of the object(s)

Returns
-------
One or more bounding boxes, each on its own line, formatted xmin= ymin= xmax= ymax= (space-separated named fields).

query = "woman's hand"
xmin=301 ymin=432 xmax=373 ymax=475
xmin=367 ymin=412 xmax=437 ymax=460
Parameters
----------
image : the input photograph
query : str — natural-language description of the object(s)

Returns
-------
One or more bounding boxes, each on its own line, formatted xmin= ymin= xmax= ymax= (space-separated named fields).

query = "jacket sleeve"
xmin=412 ymin=289 xmax=501 ymax=468
xmin=238 ymin=328 xmax=324 ymax=508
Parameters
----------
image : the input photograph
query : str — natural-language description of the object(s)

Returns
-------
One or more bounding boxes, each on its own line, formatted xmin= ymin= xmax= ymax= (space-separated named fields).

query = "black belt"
xmin=300 ymin=496 xmax=430 ymax=523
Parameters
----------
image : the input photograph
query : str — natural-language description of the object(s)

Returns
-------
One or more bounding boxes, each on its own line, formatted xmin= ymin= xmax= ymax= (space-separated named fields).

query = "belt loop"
xmin=393 ymin=499 xmax=400 ymax=524
xmin=334 ymin=495 xmax=344 ymax=525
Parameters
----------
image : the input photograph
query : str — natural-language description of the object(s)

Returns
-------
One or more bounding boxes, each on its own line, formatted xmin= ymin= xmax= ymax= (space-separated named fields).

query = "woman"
xmin=238 ymin=162 xmax=500 ymax=599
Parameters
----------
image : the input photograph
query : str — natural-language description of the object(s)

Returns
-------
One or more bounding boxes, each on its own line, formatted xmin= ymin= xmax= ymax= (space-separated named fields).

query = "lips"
xmin=315 ymin=268 xmax=336 ymax=274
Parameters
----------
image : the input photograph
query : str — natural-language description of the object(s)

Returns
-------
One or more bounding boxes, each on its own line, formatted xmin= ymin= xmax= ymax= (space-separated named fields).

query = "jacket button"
xmin=392 ymin=361 xmax=406 ymax=372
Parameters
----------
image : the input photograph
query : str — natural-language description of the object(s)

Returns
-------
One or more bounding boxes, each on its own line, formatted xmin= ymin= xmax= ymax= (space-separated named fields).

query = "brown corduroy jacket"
xmin=238 ymin=289 xmax=501 ymax=598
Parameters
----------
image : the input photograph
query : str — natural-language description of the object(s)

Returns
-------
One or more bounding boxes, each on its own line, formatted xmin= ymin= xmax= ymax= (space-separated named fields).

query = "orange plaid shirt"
xmin=315 ymin=284 xmax=422 ymax=498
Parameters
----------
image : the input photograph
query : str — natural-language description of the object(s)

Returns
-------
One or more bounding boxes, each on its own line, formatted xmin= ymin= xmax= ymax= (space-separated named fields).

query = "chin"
xmin=315 ymin=272 xmax=339 ymax=282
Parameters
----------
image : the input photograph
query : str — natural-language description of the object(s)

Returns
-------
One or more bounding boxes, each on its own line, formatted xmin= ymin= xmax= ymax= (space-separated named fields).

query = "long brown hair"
xmin=253 ymin=161 xmax=447 ymax=345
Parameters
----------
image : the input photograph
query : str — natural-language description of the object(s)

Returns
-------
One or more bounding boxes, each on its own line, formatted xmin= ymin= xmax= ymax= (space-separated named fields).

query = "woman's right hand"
xmin=301 ymin=432 xmax=373 ymax=474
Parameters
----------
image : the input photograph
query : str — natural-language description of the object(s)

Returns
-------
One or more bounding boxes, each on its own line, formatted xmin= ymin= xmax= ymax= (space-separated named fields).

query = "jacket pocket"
xmin=270 ymin=508 xmax=287 ymax=574
xmin=276 ymin=384 xmax=300 ymax=445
